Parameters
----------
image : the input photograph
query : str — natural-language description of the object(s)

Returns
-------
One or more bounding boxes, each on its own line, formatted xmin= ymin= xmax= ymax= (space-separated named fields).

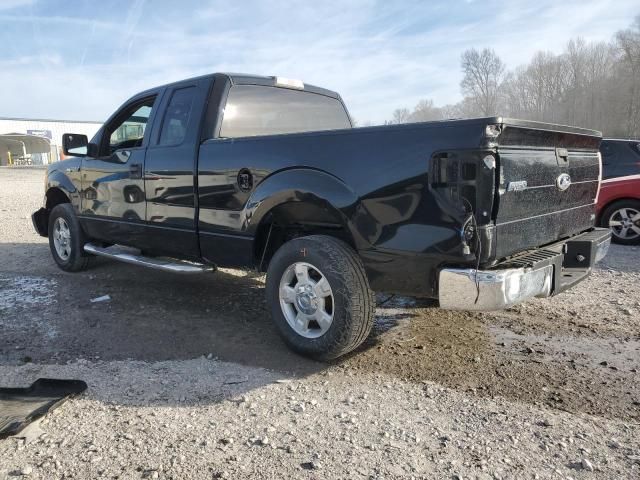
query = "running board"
xmin=83 ymin=243 xmax=215 ymax=274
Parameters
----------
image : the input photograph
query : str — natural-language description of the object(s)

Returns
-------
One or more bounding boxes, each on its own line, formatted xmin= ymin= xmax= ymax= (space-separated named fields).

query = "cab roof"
xmin=136 ymin=73 xmax=340 ymax=100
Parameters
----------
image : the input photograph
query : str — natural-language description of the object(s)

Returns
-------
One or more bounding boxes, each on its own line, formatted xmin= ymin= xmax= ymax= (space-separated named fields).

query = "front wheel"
xmin=266 ymin=235 xmax=374 ymax=360
xmin=601 ymin=199 xmax=640 ymax=245
xmin=48 ymin=204 xmax=91 ymax=272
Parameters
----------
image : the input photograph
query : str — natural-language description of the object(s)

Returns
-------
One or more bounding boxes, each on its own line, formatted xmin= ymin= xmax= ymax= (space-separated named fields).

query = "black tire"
xmin=48 ymin=204 xmax=91 ymax=272
xmin=266 ymin=235 xmax=374 ymax=360
xmin=600 ymin=199 xmax=640 ymax=245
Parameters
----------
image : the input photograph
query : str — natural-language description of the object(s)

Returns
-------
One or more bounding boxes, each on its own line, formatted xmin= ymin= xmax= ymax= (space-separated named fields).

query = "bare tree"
xmin=460 ymin=48 xmax=505 ymax=116
xmin=616 ymin=15 xmax=640 ymax=137
xmin=385 ymin=15 xmax=640 ymax=138
xmin=388 ymin=101 xmax=444 ymax=124
xmin=410 ymin=99 xmax=442 ymax=122
xmin=390 ymin=108 xmax=411 ymax=124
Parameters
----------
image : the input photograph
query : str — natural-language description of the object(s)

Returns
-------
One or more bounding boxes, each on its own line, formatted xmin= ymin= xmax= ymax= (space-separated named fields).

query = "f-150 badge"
xmin=506 ymin=180 xmax=528 ymax=192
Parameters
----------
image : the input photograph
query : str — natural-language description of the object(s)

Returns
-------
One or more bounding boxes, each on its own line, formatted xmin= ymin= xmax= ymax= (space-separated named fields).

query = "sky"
xmin=0 ymin=0 xmax=637 ymax=125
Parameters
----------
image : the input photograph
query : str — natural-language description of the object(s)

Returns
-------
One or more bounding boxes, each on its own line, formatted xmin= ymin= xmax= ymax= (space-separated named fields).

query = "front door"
xmin=79 ymin=93 xmax=161 ymax=246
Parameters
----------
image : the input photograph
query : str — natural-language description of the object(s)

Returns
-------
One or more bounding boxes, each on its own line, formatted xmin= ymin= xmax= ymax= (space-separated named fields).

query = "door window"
xmin=106 ymin=97 xmax=156 ymax=154
xmin=158 ymin=87 xmax=196 ymax=146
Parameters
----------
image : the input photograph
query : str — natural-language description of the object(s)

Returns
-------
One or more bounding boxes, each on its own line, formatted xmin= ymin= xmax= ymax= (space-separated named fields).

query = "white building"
xmin=0 ymin=117 xmax=102 ymax=166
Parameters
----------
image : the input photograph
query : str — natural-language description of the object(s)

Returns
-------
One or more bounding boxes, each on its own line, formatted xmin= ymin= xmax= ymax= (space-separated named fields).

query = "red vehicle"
xmin=597 ymin=139 xmax=640 ymax=245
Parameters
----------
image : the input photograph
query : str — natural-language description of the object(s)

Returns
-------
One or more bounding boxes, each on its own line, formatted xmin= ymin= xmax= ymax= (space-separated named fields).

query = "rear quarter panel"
xmin=197 ymin=120 xmax=491 ymax=257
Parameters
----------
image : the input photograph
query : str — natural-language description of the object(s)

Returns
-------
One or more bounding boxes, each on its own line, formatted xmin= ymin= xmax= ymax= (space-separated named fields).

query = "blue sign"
xmin=27 ymin=129 xmax=52 ymax=140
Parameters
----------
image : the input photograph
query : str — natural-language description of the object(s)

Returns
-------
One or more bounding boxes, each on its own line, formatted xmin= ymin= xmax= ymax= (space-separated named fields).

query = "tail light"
xmin=595 ymin=151 xmax=602 ymax=203
xmin=431 ymin=151 xmax=495 ymax=229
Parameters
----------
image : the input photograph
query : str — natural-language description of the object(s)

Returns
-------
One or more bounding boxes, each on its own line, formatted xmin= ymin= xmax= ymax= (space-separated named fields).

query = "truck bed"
xmin=199 ymin=117 xmax=601 ymax=256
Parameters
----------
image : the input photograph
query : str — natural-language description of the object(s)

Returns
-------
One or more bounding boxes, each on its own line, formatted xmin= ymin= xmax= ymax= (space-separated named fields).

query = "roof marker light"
xmin=274 ymin=77 xmax=304 ymax=90
xmin=485 ymin=124 xmax=502 ymax=138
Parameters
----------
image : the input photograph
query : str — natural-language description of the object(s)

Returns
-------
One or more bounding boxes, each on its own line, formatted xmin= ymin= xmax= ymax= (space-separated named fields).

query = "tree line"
xmin=387 ymin=16 xmax=640 ymax=138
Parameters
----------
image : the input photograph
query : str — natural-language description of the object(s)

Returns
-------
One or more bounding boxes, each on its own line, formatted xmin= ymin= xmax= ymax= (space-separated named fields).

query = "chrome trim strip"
xmin=512 ymin=179 xmax=598 ymax=191
xmin=496 ymin=203 xmax=595 ymax=226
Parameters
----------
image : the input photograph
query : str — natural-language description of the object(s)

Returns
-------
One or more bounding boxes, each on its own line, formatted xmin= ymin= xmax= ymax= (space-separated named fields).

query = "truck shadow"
xmin=0 ymin=243 xmax=433 ymax=409
xmin=0 ymin=243 xmax=437 ymax=376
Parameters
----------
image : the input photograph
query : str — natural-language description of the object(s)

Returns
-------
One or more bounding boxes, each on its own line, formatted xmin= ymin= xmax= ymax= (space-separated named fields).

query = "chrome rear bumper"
xmin=438 ymin=228 xmax=611 ymax=311
xmin=439 ymin=265 xmax=553 ymax=311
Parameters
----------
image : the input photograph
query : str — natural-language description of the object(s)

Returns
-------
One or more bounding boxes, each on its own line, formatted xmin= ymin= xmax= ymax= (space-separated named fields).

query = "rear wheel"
xmin=601 ymin=200 xmax=640 ymax=245
xmin=266 ymin=235 xmax=374 ymax=360
xmin=48 ymin=204 xmax=91 ymax=271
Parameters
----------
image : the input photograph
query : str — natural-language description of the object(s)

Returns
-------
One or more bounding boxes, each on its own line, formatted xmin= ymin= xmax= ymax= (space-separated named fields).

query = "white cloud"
xmin=0 ymin=0 xmax=34 ymax=11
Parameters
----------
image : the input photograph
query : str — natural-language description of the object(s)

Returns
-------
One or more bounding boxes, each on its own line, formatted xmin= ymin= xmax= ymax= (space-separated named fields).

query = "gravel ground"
xmin=0 ymin=167 xmax=639 ymax=479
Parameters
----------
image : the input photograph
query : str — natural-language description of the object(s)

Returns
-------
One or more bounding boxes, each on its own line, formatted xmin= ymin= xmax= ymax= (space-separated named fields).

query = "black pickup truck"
xmin=32 ymin=73 xmax=611 ymax=359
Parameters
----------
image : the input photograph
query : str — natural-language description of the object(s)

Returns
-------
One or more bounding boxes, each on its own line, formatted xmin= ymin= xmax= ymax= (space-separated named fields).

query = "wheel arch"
xmin=246 ymin=168 xmax=366 ymax=270
xmin=597 ymin=197 xmax=640 ymax=225
xmin=45 ymin=186 xmax=71 ymax=209
xmin=46 ymin=168 xmax=81 ymax=210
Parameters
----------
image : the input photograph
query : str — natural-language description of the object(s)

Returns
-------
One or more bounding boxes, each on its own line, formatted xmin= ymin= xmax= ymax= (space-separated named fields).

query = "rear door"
xmin=143 ymin=77 xmax=211 ymax=258
xmin=79 ymin=93 xmax=161 ymax=246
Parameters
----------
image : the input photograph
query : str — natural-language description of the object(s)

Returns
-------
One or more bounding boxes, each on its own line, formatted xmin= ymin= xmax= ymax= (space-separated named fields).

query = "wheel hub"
xmin=295 ymin=284 xmax=318 ymax=315
xmin=278 ymin=261 xmax=335 ymax=339
xmin=53 ymin=217 xmax=72 ymax=260
xmin=56 ymin=230 xmax=69 ymax=246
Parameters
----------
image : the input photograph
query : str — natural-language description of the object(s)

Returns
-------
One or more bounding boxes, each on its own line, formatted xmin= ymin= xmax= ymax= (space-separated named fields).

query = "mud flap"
xmin=0 ymin=378 xmax=87 ymax=438
xmin=31 ymin=207 xmax=49 ymax=237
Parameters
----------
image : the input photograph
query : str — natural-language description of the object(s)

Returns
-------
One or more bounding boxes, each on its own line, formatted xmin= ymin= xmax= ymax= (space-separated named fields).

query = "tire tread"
xmin=266 ymin=235 xmax=374 ymax=360
xmin=48 ymin=204 xmax=91 ymax=272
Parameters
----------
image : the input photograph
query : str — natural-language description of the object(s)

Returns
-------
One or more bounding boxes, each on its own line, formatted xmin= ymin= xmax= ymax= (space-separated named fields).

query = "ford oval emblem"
xmin=556 ymin=173 xmax=571 ymax=191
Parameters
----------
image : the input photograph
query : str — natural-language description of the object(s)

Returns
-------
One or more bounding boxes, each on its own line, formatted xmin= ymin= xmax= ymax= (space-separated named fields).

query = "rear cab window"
xmin=219 ymin=85 xmax=351 ymax=138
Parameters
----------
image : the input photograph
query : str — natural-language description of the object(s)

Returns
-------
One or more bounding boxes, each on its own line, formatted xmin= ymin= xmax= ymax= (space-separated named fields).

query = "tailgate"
xmin=493 ymin=120 xmax=602 ymax=259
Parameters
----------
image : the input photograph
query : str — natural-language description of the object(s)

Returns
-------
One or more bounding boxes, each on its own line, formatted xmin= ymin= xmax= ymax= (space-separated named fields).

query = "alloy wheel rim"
xmin=609 ymin=207 xmax=640 ymax=240
xmin=53 ymin=217 xmax=72 ymax=260
xmin=279 ymin=262 xmax=334 ymax=339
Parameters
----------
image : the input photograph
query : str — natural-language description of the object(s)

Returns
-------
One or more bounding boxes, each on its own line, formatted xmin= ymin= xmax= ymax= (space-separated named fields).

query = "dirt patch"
xmin=342 ymin=273 xmax=640 ymax=422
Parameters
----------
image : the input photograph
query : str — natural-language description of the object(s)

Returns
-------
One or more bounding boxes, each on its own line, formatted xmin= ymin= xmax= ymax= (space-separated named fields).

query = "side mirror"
xmin=62 ymin=133 xmax=89 ymax=157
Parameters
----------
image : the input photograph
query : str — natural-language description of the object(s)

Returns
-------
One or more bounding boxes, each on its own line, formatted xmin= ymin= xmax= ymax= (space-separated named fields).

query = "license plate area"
xmin=562 ymin=239 xmax=594 ymax=268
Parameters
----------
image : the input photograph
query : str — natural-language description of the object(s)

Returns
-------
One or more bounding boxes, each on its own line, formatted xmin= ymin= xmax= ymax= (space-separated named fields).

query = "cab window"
xmin=219 ymin=85 xmax=351 ymax=138
xmin=106 ymin=97 xmax=156 ymax=153
xmin=158 ymin=87 xmax=196 ymax=146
